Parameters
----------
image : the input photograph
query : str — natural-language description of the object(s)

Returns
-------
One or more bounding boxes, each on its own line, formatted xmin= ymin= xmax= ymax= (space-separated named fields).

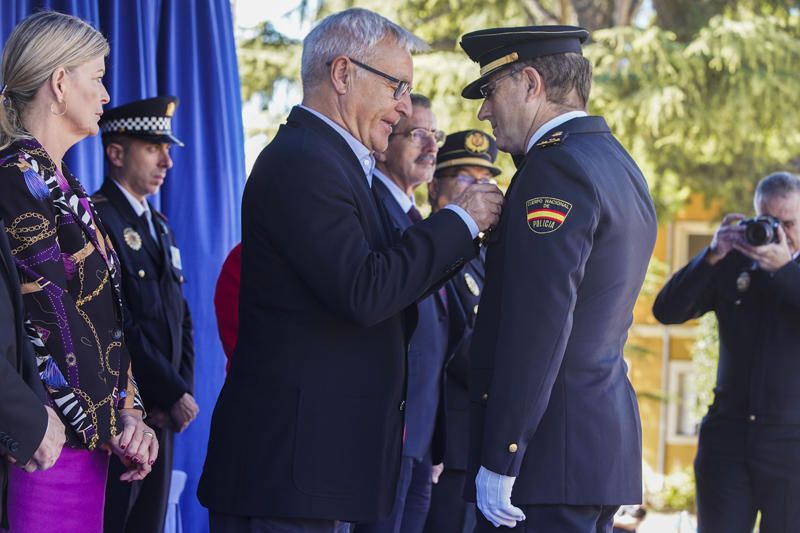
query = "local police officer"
xmin=91 ymin=96 xmax=197 ymax=533
xmin=654 ymin=172 xmax=800 ymax=533
xmin=423 ymin=130 xmax=499 ymax=533
xmin=459 ymin=26 xmax=657 ymax=531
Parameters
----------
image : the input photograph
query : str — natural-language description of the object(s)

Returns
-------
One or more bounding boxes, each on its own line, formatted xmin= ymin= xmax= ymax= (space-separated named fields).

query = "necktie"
xmin=407 ymin=205 xmax=423 ymax=225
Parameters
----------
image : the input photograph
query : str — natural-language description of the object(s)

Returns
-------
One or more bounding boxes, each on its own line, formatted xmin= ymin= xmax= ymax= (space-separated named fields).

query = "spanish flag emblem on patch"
xmin=526 ymin=197 xmax=572 ymax=234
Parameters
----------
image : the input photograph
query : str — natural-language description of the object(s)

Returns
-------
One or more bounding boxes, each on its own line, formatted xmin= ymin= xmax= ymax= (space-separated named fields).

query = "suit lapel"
xmin=100 ymin=180 xmax=162 ymax=265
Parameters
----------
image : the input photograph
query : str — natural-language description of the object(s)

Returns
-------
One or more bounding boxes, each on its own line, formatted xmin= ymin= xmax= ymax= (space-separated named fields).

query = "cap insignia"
xmin=465 ymin=132 xmax=489 ymax=153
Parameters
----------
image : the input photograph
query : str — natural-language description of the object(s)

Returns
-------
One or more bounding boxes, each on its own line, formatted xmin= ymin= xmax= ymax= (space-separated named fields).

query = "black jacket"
xmin=654 ymin=249 xmax=800 ymax=423
xmin=0 ymin=218 xmax=47 ymax=529
xmin=199 ymin=106 xmax=476 ymax=522
xmin=92 ymin=180 xmax=194 ymax=412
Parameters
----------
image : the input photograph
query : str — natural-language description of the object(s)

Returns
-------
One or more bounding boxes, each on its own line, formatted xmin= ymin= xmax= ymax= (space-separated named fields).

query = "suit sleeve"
xmin=481 ymin=150 xmax=598 ymax=476
xmin=121 ymin=304 xmax=190 ymax=410
xmin=257 ymin=150 xmax=476 ymax=327
xmin=652 ymin=249 xmax=718 ymax=324
xmin=0 ymin=349 xmax=47 ymax=464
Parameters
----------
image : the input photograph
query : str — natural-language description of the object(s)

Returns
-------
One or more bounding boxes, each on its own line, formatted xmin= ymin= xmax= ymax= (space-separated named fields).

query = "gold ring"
xmin=143 ymin=431 xmax=155 ymax=439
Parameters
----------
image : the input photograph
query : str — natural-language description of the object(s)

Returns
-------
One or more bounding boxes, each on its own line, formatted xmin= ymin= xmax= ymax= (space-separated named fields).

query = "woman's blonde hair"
xmin=0 ymin=11 xmax=109 ymax=149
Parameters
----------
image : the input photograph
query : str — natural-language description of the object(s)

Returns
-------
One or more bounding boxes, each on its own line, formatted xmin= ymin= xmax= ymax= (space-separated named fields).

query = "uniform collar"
xmin=525 ymin=110 xmax=588 ymax=153
xmin=112 ymin=179 xmax=152 ymax=220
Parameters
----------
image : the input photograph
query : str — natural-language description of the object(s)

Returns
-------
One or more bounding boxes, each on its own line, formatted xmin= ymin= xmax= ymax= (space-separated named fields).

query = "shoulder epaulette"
xmin=535 ymin=130 xmax=567 ymax=149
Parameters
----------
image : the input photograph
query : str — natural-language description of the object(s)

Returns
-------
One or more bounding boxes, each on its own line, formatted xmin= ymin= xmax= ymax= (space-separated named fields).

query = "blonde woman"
xmin=0 ymin=12 xmax=158 ymax=533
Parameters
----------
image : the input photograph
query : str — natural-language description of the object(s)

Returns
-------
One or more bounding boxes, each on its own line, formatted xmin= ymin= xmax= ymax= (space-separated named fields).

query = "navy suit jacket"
xmin=199 ymin=106 xmax=477 ymax=522
xmin=92 ymin=180 xmax=194 ymax=412
xmin=0 ymin=219 xmax=47 ymax=529
xmin=467 ymin=116 xmax=656 ymax=505
xmin=372 ymin=178 xmax=450 ymax=463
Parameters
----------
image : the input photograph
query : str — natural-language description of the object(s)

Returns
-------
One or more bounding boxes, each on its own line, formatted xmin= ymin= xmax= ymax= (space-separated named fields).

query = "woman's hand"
xmin=106 ymin=408 xmax=160 ymax=482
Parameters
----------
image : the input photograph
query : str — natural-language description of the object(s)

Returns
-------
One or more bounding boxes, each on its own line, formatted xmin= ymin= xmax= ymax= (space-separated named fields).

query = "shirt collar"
xmin=112 ymin=179 xmax=150 ymax=218
xmin=298 ymin=105 xmax=375 ymax=186
xmin=525 ymin=110 xmax=589 ymax=153
xmin=373 ymin=168 xmax=414 ymax=213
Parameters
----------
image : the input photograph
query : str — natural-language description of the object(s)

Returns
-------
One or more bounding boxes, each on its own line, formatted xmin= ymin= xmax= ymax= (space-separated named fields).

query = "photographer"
xmin=653 ymin=171 xmax=800 ymax=533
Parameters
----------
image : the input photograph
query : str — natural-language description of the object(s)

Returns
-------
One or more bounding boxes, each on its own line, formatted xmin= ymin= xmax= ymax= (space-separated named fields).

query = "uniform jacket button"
xmin=482 ymin=392 xmax=489 ymax=401
xmin=474 ymin=304 xmax=479 ymax=315
xmin=138 ymin=269 xmax=146 ymax=278
xmin=749 ymin=414 xmax=756 ymax=422
xmin=508 ymin=443 xmax=518 ymax=453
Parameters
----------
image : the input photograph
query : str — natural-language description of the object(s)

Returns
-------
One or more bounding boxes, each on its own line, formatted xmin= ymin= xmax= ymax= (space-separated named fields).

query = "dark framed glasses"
xmin=326 ymin=57 xmax=412 ymax=101
xmin=479 ymin=67 xmax=521 ymax=100
xmin=392 ymin=127 xmax=446 ymax=147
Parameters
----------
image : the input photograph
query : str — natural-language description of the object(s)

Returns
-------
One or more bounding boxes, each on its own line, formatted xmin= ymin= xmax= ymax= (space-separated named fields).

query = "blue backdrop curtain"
xmin=0 ymin=2 xmax=245 ymax=531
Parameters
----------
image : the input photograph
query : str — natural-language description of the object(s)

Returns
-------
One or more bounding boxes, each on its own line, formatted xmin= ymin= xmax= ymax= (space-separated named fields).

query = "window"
xmin=666 ymin=360 xmax=700 ymax=444
xmin=672 ymin=221 xmax=715 ymax=272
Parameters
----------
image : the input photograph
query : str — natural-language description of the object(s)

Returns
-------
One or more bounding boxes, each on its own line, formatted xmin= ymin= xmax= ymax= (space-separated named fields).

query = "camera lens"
xmin=744 ymin=220 xmax=775 ymax=246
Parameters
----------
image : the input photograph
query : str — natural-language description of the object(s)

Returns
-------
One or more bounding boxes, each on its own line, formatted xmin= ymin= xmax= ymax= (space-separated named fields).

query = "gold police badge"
xmin=465 ymin=132 xmax=489 ymax=153
xmin=123 ymin=227 xmax=142 ymax=251
xmin=464 ymin=272 xmax=480 ymax=296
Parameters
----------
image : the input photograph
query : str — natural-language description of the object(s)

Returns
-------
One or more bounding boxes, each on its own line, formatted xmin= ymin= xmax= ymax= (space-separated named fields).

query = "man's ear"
xmin=105 ymin=143 xmax=125 ymax=168
xmin=521 ymin=66 xmax=545 ymax=102
xmin=427 ymin=178 xmax=440 ymax=202
xmin=329 ymin=56 xmax=351 ymax=95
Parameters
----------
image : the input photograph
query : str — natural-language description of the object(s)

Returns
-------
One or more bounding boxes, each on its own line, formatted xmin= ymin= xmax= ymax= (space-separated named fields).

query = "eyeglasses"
xmin=346 ymin=57 xmax=412 ymax=101
xmin=392 ymin=127 xmax=446 ymax=147
xmin=439 ymin=172 xmax=496 ymax=185
xmin=479 ymin=68 xmax=521 ymax=100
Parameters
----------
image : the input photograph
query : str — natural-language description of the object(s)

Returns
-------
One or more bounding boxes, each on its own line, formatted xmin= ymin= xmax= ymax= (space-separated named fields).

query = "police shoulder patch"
xmin=526 ymin=197 xmax=572 ymax=234
xmin=535 ymin=131 xmax=567 ymax=149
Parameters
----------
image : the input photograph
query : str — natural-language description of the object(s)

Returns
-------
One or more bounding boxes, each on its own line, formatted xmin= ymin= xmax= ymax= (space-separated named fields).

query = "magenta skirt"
xmin=3 ymin=447 xmax=109 ymax=533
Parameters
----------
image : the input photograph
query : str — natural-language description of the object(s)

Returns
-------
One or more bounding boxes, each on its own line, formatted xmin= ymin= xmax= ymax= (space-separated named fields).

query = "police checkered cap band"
xmin=100 ymin=116 xmax=172 ymax=135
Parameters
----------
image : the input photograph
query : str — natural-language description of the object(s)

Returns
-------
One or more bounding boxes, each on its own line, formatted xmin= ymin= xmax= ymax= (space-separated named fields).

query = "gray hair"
xmin=520 ymin=52 xmax=592 ymax=109
xmin=754 ymin=171 xmax=800 ymax=209
xmin=300 ymin=8 xmax=429 ymax=93
xmin=0 ymin=11 xmax=109 ymax=149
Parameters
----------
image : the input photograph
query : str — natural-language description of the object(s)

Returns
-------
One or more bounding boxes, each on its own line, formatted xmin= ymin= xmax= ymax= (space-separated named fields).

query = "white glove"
xmin=475 ymin=465 xmax=526 ymax=528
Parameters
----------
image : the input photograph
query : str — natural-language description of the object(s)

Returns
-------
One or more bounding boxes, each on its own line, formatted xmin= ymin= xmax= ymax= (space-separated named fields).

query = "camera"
xmin=739 ymin=215 xmax=781 ymax=246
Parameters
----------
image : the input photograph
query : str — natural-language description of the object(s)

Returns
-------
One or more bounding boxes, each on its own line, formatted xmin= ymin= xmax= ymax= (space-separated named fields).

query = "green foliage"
xmin=651 ymin=466 xmax=696 ymax=512
xmin=691 ymin=313 xmax=720 ymax=421
xmin=587 ymin=9 xmax=800 ymax=215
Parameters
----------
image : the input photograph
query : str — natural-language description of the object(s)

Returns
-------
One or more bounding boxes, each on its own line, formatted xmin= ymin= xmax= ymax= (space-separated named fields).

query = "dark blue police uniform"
xmin=460 ymin=26 xmax=657 ymax=532
xmin=91 ymin=96 xmax=194 ymax=533
xmin=654 ymin=249 xmax=800 ymax=533
xmin=423 ymin=129 xmax=498 ymax=533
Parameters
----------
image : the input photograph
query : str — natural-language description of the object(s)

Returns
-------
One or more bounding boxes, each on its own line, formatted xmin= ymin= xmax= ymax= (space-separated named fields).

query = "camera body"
xmin=739 ymin=215 xmax=781 ymax=246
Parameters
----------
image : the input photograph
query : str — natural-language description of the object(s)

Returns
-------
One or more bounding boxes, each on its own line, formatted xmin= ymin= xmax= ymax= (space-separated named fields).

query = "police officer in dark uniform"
xmin=91 ymin=96 xmax=197 ymax=533
xmin=459 ymin=27 xmax=657 ymax=531
xmin=654 ymin=172 xmax=800 ymax=533
xmin=423 ymin=130 xmax=499 ymax=533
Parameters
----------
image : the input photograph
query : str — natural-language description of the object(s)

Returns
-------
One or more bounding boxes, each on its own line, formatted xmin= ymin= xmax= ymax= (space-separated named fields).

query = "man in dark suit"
xmin=0 ymin=218 xmax=66 ymax=530
xmin=91 ymin=97 xmax=197 ymax=533
xmin=423 ymin=129 xmax=500 ymax=533
xmin=354 ymin=93 xmax=448 ymax=533
xmin=198 ymin=8 xmax=503 ymax=533
xmin=654 ymin=172 xmax=800 ymax=533
xmin=459 ymin=26 xmax=657 ymax=531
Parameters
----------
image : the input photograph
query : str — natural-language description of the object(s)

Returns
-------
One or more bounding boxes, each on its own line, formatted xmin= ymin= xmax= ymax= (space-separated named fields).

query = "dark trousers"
xmin=423 ymin=468 xmax=475 ymax=533
xmin=474 ymin=504 xmax=618 ymax=533
xmin=695 ymin=414 xmax=800 ymax=533
xmin=354 ymin=455 xmax=432 ymax=533
xmin=104 ymin=426 xmax=173 ymax=533
xmin=210 ymin=512 xmax=343 ymax=533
